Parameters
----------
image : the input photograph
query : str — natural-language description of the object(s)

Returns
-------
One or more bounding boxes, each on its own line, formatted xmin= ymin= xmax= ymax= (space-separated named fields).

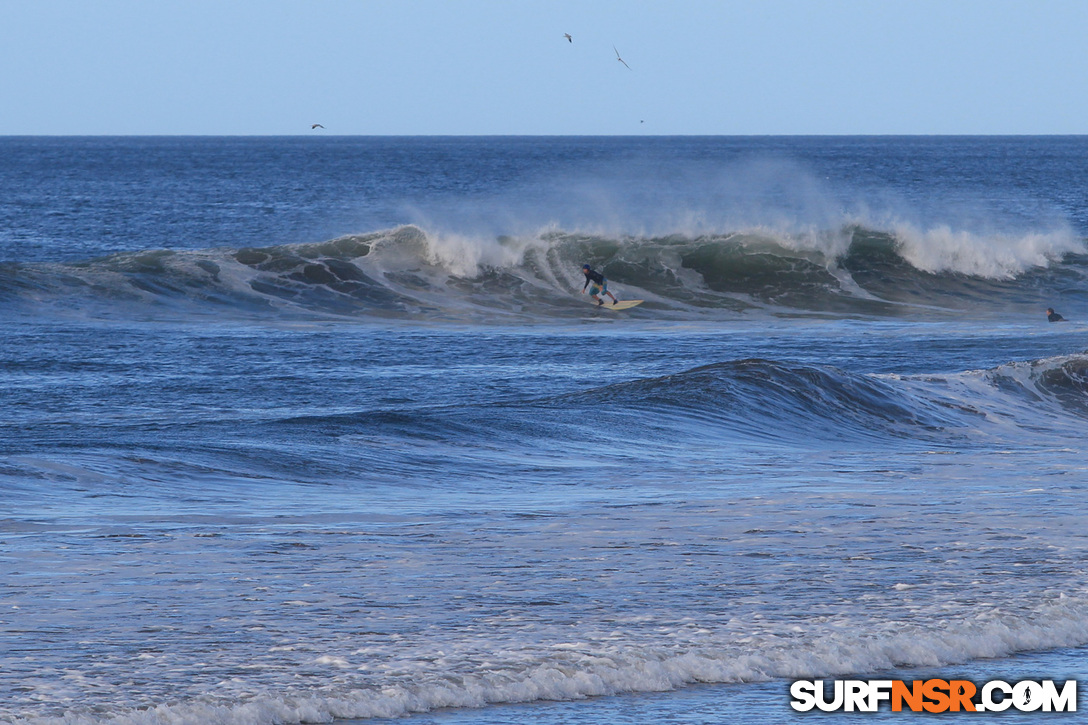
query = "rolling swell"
xmin=3 ymin=223 xmax=1085 ymax=320
xmin=261 ymin=355 xmax=1088 ymax=464
xmin=983 ymin=354 xmax=1088 ymax=418
xmin=560 ymin=354 xmax=1088 ymax=444
xmin=551 ymin=360 xmax=963 ymax=444
xmin=266 ymin=360 xmax=996 ymax=456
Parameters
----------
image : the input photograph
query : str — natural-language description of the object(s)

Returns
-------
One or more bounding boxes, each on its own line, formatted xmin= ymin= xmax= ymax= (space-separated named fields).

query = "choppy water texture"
xmin=2 ymin=137 xmax=1088 ymax=724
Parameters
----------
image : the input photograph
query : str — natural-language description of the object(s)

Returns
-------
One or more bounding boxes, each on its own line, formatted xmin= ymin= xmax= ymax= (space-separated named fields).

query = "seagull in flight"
xmin=613 ymin=45 xmax=631 ymax=70
xmin=311 ymin=123 xmax=325 ymax=129
xmin=563 ymin=33 xmax=572 ymax=43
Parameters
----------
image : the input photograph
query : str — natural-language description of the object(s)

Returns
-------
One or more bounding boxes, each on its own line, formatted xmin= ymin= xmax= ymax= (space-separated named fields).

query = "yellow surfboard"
xmin=593 ymin=300 xmax=643 ymax=311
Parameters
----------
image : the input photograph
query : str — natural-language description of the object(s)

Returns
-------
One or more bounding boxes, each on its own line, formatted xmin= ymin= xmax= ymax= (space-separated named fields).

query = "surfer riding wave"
xmin=582 ymin=264 xmax=619 ymax=306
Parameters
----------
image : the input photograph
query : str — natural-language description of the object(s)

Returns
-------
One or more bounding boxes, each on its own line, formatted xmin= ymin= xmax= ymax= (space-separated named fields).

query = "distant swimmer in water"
xmin=1047 ymin=307 xmax=1066 ymax=322
xmin=582 ymin=264 xmax=619 ymax=306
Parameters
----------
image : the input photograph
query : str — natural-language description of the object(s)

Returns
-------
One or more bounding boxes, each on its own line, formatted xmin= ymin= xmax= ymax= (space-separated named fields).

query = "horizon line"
xmin=3 ymin=132 xmax=1088 ymax=138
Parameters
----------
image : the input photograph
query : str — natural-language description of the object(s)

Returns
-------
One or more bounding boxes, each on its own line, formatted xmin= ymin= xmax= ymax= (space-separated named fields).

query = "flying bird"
xmin=613 ymin=45 xmax=631 ymax=70
xmin=311 ymin=124 xmax=325 ymax=129
xmin=563 ymin=33 xmax=572 ymax=43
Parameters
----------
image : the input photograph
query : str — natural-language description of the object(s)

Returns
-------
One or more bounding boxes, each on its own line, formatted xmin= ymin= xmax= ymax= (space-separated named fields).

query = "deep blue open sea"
xmin=3 ymin=136 xmax=1088 ymax=723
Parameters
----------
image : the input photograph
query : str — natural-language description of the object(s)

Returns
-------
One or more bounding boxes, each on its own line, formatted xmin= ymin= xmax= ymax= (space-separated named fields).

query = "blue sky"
xmin=2 ymin=0 xmax=1087 ymax=135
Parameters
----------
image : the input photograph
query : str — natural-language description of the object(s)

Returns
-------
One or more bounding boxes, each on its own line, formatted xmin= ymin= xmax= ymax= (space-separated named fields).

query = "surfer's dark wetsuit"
xmin=581 ymin=265 xmax=618 ymax=305
xmin=1047 ymin=308 xmax=1066 ymax=322
xmin=582 ymin=268 xmax=605 ymax=289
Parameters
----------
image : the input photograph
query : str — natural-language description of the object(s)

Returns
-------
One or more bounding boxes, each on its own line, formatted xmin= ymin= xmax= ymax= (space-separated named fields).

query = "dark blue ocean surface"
xmin=4 ymin=136 xmax=1088 ymax=260
xmin=2 ymin=137 xmax=1088 ymax=724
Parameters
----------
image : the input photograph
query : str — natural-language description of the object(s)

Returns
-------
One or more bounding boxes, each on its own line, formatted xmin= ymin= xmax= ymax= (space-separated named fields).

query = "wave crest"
xmin=3 ymin=223 xmax=1085 ymax=320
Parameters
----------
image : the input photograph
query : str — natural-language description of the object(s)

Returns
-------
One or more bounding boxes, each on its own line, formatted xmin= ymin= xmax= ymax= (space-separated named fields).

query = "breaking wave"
xmin=2 ymin=222 xmax=1086 ymax=321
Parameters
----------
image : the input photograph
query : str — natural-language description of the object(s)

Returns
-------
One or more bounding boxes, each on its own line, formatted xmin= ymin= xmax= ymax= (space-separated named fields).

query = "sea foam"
xmin=14 ymin=594 xmax=1088 ymax=725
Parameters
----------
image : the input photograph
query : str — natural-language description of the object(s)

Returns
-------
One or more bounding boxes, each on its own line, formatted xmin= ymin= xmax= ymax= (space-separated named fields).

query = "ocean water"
xmin=2 ymin=136 xmax=1088 ymax=724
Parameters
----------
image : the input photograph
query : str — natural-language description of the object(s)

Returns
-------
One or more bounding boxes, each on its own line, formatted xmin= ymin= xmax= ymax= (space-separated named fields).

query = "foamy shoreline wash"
xmin=384 ymin=648 xmax=1088 ymax=724
xmin=6 ymin=464 xmax=1088 ymax=724
xmin=3 ymin=137 xmax=1088 ymax=724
